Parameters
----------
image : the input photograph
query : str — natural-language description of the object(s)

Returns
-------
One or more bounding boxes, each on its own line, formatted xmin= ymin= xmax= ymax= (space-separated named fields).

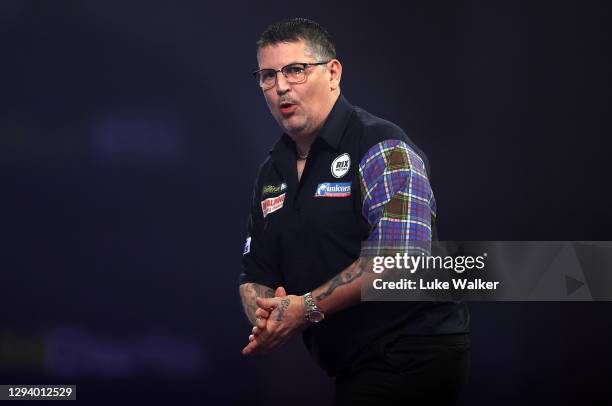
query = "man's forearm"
xmin=239 ymin=282 xmax=274 ymax=324
xmin=310 ymin=257 xmax=374 ymax=316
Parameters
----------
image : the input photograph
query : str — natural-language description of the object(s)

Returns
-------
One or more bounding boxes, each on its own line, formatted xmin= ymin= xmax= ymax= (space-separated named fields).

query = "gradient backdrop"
xmin=1 ymin=1 xmax=610 ymax=404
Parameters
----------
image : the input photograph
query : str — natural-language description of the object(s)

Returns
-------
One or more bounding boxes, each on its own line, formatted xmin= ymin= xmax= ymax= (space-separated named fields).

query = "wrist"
xmin=303 ymin=292 xmax=325 ymax=323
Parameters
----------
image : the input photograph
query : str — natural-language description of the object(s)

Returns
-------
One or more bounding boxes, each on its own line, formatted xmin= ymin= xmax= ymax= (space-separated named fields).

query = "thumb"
xmin=275 ymin=286 xmax=287 ymax=297
xmin=255 ymin=296 xmax=277 ymax=310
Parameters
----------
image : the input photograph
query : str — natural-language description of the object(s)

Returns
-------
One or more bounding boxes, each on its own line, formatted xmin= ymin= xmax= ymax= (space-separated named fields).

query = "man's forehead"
xmin=258 ymin=40 xmax=314 ymax=68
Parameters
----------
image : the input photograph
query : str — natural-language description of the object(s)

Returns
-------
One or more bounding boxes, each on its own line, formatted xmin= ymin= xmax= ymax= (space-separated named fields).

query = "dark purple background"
xmin=1 ymin=1 xmax=610 ymax=404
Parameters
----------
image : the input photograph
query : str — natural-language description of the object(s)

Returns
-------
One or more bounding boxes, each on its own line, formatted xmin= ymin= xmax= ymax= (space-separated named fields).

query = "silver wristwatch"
xmin=303 ymin=292 xmax=325 ymax=323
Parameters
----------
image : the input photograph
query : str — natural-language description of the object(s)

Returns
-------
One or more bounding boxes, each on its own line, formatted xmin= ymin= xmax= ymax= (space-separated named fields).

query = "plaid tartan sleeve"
xmin=359 ymin=139 xmax=437 ymax=255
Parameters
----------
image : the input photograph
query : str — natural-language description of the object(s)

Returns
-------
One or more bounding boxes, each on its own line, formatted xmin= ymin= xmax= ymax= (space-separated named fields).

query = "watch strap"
xmin=304 ymin=292 xmax=324 ymax=323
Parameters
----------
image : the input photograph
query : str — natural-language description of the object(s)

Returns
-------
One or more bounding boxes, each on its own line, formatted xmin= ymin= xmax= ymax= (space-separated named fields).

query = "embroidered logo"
xmin=261 ymin=193 xmax=286 ymax=217
xmin=314 ymin=182 xmax=352 ymax=198
xmin=262 ymin=182 xmax=287 ymax=196
xmin=243 ymin=237 xmax=251 ymax=255
xmin=331 ymin=153 xmax=351 ymax=178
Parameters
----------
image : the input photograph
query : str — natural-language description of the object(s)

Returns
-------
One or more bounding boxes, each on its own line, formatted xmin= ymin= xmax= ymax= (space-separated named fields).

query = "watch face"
xmin=309 ymin=311 xmax=324 ymax=323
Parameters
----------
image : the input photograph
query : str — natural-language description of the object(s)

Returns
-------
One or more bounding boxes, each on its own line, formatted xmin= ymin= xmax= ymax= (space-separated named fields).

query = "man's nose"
xmin=275 ymin=72 xmax=291 ymax=94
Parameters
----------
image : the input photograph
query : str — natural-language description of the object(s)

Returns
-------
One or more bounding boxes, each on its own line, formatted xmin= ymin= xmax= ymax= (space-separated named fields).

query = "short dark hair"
xmin=257 ymin=18 xmax=336 ymax=61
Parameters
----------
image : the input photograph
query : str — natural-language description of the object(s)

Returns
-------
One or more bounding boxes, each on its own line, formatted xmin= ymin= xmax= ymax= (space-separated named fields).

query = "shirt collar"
xmin=314 ymin=93 xmax=354 ymax=151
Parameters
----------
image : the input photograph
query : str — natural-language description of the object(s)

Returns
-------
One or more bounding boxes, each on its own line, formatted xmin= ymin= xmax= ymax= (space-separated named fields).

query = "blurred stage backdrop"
xmin=1 ymin=1 xmax=610 ymax=404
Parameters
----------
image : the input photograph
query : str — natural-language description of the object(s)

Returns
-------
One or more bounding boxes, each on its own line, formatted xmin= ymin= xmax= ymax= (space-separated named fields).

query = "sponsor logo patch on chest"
xmin=314 ymin=182 xmax=352 ymax=198
xmin=261 ymin=193 xmax=286 ymax=217
xmin=331 ymin=153 xmax=351 ymax=178
xmin=262 ymin=182 xmax=287 ymax=196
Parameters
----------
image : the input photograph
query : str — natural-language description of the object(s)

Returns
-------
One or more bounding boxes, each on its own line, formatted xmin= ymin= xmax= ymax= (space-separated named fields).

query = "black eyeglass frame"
xmin=252 ymin=61 xmax=330 ymax=89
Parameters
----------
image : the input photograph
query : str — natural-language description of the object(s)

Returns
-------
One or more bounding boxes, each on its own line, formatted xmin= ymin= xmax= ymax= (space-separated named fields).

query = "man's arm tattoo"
xmin=315 ymin=259 xmax=366 ymax=302
xmin=276 ymin=298 xmax=290 ymax=322
xmin=239 ymin=283 xmax=274 ymax=324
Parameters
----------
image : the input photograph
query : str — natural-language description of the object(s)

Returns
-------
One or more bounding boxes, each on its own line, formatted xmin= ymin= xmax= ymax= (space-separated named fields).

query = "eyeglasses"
xmin=252 ymin=61 xmax=330 ymax=90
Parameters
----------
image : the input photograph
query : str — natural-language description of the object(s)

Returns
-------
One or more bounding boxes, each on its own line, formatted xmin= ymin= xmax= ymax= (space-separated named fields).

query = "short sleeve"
xmin=239 ymin=175 xmax=283 ymax=288
xmin=359 ymin=139 xmax=437 ymax=256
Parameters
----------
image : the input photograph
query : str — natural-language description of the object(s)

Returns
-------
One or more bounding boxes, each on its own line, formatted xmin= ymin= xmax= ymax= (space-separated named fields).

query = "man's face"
xmin=257 ymin=40 xmax=332 ymax=138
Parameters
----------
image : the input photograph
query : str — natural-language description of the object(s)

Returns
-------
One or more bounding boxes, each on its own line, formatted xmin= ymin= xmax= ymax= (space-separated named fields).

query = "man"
xmin=239 ymin=18 xmax=470 ymax=405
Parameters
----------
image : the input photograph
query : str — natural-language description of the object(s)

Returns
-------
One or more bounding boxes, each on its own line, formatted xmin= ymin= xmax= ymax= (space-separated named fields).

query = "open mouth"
xmin=279 ymin=101 xmax=297 ymax=115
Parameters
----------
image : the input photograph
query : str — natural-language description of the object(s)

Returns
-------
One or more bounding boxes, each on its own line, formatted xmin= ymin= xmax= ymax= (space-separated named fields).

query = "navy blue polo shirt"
xmin=241 ymin=95 xmax=469 ymax=375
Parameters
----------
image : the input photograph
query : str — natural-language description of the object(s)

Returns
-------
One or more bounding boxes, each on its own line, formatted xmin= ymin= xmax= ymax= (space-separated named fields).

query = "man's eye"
xmin=286 ymin=66 xmax=304 ymax=75
xmin=261 ymin=71 xmax=276 ymax=80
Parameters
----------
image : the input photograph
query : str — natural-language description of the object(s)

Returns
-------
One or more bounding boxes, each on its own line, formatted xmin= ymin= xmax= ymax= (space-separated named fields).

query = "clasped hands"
xmin=242 ymin=286 xmax=310 ymax=355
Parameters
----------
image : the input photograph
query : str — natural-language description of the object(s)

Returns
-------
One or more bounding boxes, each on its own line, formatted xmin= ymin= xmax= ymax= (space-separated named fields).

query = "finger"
xmin=255 ymin=296 xmax=276 ymax=310
xmin=243 ymin=337 xmax=257 ymax=354
xmin=249 ymin=334 xmax=255 ymax=342
xmin=255 ymin=308 xmax=270 ymax=319
xmin=255 ymin=318 xmax=266 ymax=329
xmin=243 ymin=338 xmax=264 ymax=355
xmin=275 ymin=286 xmax=287 ymax=297
xmin=252 ymin=326 xmax=261 ymax=335
xmin=242 ymin=342 xmax=254 ymax=355
xmin=243 ymin=326 xmax=276 ymax=355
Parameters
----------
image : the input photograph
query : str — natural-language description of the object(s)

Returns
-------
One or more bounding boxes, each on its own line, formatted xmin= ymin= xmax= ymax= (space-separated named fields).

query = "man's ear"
xmin=328 ymin=59 xmax=342 ymax=91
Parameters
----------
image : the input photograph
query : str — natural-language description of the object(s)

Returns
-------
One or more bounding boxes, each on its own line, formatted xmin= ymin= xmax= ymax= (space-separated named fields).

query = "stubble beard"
xmin=281 ymin=115 xmax=309 ymax=137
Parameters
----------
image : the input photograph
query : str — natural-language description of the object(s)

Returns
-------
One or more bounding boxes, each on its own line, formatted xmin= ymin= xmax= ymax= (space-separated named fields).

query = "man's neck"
xmin=293 ymin=133 xmax=317 ymax=156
